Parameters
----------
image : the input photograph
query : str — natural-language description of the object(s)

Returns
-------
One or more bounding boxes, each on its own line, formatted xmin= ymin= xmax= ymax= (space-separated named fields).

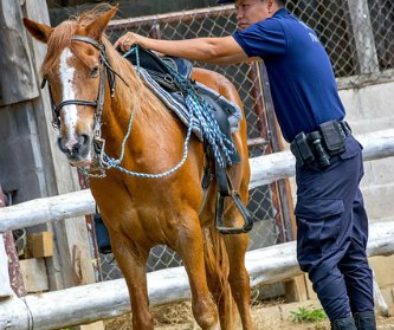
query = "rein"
xmin=93 ymin=46 xmax=196 ymax=179
xmin=42 ymin=36 xmax=126 ymax=133
xmin=43 ymin=36 xmax=195 ymax=179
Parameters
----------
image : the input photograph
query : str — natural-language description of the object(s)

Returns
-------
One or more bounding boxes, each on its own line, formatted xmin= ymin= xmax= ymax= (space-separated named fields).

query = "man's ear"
xmin=23 ymin=18 xmax=53 ymax=44
xmin=85 ymin=6 xmax=118 ymax=40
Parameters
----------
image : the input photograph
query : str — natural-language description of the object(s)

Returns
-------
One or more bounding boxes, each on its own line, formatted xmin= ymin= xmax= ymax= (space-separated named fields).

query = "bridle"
xmin=41 ymin=35 xmax=128 ymax=162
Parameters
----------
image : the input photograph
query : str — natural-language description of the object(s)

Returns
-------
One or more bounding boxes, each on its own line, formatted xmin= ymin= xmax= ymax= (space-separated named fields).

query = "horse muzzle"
xmin=57 ymin=134 xmax=92 ymax=165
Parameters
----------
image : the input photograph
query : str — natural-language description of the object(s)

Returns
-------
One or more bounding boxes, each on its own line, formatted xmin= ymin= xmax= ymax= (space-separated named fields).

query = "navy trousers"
xmin=295 ymin=135 xmax=374 ymax=321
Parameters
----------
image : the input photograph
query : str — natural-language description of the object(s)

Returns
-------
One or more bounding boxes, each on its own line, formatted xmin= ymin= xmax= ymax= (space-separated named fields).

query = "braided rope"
xmin=164 ymin=61 xmax=236 ymax=168
xmin=83 ymin=46 xmax=235 ymax=179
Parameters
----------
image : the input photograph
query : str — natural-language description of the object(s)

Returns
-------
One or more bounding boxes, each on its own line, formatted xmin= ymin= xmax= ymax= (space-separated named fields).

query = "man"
xmin=115 ymin=1 xmax=376 ymax=329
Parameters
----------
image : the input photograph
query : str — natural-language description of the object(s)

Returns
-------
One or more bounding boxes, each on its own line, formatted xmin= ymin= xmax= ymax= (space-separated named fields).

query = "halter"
xmin=41 ymin=36 xmax=128 ymax=159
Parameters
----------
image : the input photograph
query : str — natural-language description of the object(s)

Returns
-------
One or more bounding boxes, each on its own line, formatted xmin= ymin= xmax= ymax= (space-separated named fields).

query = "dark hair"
xmin=275 ymin=0 xmax=286 ymax=6
xmin=218 ymin=0 xmax=286 ymax=6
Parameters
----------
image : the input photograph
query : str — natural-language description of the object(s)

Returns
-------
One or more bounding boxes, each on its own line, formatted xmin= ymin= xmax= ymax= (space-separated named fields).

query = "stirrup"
xmin=215 ymin=190 xmax=253 ymax=235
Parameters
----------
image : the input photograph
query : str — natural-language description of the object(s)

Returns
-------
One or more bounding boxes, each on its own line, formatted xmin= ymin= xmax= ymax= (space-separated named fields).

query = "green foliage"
xmin=290 ymin=306 xmax=327 ymax=323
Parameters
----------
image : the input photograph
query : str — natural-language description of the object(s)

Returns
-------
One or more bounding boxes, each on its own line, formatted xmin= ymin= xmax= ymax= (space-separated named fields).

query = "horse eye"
xmin=90 ymin=66 xmax=99 ymax=78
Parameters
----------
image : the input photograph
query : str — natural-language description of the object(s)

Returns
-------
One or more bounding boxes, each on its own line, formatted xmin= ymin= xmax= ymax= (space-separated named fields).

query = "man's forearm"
xmin=115 ymin=32 xmax=249 ymax=64
xmin=139 ymin=36 xmax=223 ymax=61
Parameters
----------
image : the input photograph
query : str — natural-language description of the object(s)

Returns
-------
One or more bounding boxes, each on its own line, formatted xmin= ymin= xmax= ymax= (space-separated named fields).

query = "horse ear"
xmin=85 ymin=6 xmax=118 ymax=40
xmin=23 ymin=18 xmax=53 ymax=44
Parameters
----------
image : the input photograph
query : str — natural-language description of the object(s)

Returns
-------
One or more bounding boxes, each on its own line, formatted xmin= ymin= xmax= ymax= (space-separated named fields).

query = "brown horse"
xmin=24 ymin=6 xmax=254 ymax=330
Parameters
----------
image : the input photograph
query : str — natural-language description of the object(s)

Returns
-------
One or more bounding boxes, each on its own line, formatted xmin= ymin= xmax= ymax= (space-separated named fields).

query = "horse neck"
xmin=101 ymin=41 xmax=178 ymax=156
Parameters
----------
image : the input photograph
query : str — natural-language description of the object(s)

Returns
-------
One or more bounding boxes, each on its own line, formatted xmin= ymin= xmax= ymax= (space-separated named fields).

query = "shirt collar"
xmin=273 ymin=8 xmax=289 ymax=18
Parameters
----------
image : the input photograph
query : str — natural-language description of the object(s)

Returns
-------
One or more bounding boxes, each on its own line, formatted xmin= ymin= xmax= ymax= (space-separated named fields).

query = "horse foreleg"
xmin=174 ymin=213 xmax=221 ymax=330
xmin=224 ymin=213 xmax=255 ymax=330
xmin=110 ymin=232 xmax=153 ymax=330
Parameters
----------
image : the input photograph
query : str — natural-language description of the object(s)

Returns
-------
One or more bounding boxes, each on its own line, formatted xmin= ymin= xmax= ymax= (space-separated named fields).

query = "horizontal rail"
xmin=108 ymin=5 xmax=234 ymax=32
xmin=1 ymin=220 xmax=393 ymax=329
xmin=0 ymin=129 xmax=394 ymax=233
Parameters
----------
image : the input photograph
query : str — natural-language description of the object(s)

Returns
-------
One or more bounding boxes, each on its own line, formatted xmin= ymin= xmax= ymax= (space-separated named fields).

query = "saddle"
xmin=114 ymin=48 xmax=253 ymax=236
xmin=125 ymin=47 xmax=193 ymax=90
xmin=124 ymin=48 xmax=239 ymax=158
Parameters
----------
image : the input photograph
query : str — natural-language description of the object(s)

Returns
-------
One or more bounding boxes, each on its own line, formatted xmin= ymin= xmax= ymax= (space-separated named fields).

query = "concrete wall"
xmin=339 ymin=73 xmax=394 ymax=306
xmin=340 ymin=77 xmax=394 ymax=222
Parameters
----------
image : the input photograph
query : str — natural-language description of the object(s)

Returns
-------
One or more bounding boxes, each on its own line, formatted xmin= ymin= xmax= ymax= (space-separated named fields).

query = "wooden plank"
xmin=27 ymin=232 xmax=54 ymax=258
xmin=347 ymin=0 xmax=379 ymax=73
xmin=0 ymin=189 xmax=95 ymax=233
xmin=24 ymin=0 xmax=96 ymax=290
xmin=284 ymin=275 xmax=308 ymax=303
xmin=372 ymin=269 xmax=390 ymax=317
xmin=0 ymin=219 xmax=393 ymax=330
xmin=78 ymin=321 xmax=105 ymax=330
xmin=0 ymin=0 xmax=38 ymax=106
xmin=19 ymin=258 xmax=49 ymax=293
xmin=0 ymin=234 xmax=14 ymax=298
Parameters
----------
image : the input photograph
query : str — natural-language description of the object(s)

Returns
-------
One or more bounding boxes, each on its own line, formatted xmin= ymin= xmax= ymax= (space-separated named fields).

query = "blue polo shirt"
xmin=233 ymin=8 xmax=345 ymax=142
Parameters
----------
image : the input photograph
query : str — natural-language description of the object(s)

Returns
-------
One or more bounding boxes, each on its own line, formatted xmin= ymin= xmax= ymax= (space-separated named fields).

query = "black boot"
xmin=331 ymin=316 xmax=357 ymax=330
xmin=354 ymin=311 xmax=376 ymax=330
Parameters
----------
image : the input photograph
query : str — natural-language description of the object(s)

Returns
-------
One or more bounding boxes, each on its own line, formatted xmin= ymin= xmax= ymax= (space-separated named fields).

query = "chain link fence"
xmin=99 ymin=1 xmax=393 ymax=284
xmin=285 ymin=0 xmax=393 ymax=76
xmin=101 ymin=6 xmax=281 ymax=281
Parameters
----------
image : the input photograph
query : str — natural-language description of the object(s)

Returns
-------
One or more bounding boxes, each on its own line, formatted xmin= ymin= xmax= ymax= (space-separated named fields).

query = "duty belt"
xmin=290 ymin=120 xmax=352 ymax=169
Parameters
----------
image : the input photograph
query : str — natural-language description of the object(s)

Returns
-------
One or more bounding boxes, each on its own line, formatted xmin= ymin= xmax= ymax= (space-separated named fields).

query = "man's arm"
xmin=114 ymin=33 xmax=249 ymax=64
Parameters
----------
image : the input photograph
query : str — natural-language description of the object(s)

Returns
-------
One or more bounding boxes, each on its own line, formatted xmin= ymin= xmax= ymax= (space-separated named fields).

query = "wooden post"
xmin=0 ymin=234 xmax=13 ymax=298
xmin=20 ymin=1 xmax=104 ymax=328
xmin=4 ymin=232 xmax=26 ymax=297
xmin=0 ymin=185 xmax=26 ymax=298
xmin=372 ymin=269 xmax=390 ymax=317
xmin=22 ymin=0 xmax=96 ymax=290
xmin=347 ymin=0 xmax=380 ymax=73
xmin=0 ymin=0 xmax=39 ymax=106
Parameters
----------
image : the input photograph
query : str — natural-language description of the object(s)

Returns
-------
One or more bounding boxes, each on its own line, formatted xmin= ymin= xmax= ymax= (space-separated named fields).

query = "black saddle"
xmin=124 ymin=48 xmax=193 ymax=91
xmin=125 ymin=48 xmax=238 ymax=162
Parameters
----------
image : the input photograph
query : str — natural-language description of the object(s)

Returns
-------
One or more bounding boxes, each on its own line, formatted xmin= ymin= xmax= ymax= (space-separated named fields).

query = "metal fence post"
xmin=248 ymin=62 xmax=289 ymax=243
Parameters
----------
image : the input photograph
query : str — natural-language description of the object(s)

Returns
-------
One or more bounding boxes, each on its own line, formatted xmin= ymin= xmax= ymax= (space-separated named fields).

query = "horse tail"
xmin=202 ymin=223 xmax=237 ymax=328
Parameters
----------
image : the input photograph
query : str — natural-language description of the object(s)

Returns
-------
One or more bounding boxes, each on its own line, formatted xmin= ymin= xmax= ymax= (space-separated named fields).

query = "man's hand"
xmin=114 ymin=32 xmax=145 ymax=52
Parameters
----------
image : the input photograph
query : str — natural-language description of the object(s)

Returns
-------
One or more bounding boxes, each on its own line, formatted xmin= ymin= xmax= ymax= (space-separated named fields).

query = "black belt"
xmin=290 ymin=120 xmax=352 ymax=169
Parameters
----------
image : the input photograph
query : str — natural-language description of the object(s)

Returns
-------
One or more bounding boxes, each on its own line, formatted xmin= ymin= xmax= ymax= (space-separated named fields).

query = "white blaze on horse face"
xmin=59 ymin=47 xmax=79 ymax=148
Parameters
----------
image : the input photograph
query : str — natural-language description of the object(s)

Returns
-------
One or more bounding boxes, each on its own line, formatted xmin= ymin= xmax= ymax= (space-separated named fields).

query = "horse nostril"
xmin=72 ymin=143 xmax=81 ymax=155
xmin=58 ymin=137 xmax=71 ymax=155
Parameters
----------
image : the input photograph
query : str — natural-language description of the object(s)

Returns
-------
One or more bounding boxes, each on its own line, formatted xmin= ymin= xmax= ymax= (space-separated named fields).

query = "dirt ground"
xmin=104 ymin=300 xmax=394 ymax=330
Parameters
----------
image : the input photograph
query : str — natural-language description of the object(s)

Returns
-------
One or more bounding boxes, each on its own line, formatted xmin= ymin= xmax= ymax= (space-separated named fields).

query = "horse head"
xmin=23 ymin=7 xmax=117 ymax=167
